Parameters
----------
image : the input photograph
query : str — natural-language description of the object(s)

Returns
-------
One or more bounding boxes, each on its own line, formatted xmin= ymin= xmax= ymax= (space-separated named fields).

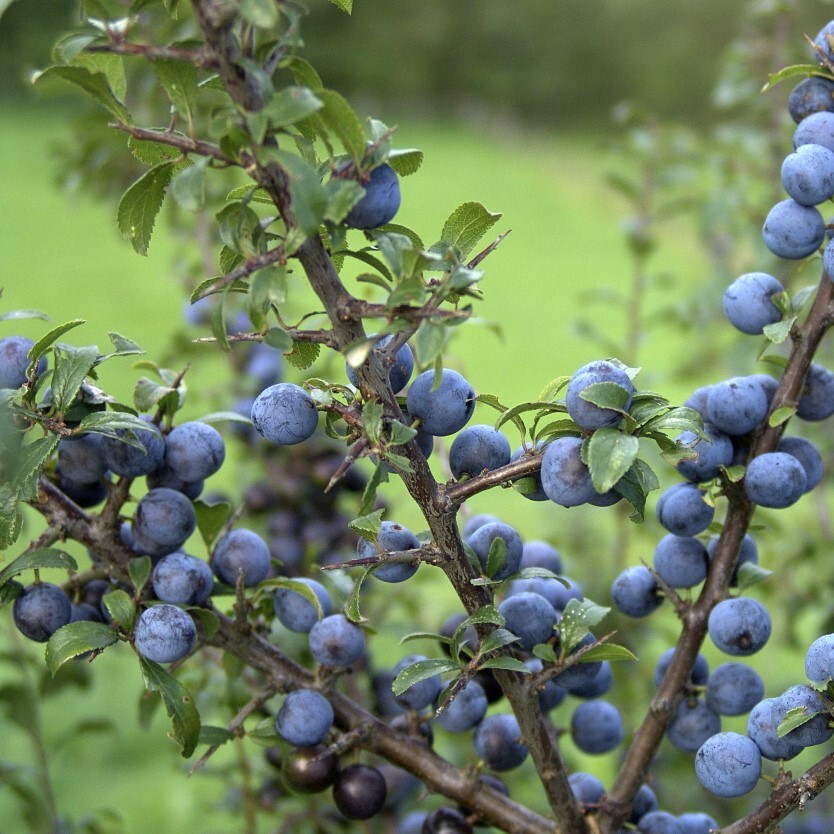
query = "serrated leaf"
xmin=263 ymin=327 xmax=293 ymax=351
xmin=580 ymin=380 xmax=632 ymax=412
xmin=769 ymin=406 xmax=796 ymax=427
xmin=477 ymin=656 xmax=530 ymax=673
xmin=345 ymin=566 xmax=373 ymax=624
xmin=495 ymin=401 xmax=567 ymax=432
xmin=485 ymin=535 xmax=507 ymax=579
xmin=387 ymin=148 xmax=423 ymax=177
xmin=324 ymin=177 xmax=365 ymax=225
xmin=559 ymin=598 xmax=610 ymax=655
xmin=359 ymin=461 xmax=388 ymax=517
xmin=391 ymin=658 xmax=459 ymax=696
xmin=10 ymin=434 xmax=60 ymax=503
xmin=287 ymin=56 xmax=323 ymax=91
xmin=76 ymin=410 xmax=155 ymax=438
xmin=152 ymin=59 xmax=197 ymax=130
xmin=199 ymin=725 xmax=234 ymax=747
xmin=578 ymin=643 xmax=637 ymax=663
xmin=194 ymin=500 xmax=231 ymax=550
xmin=438 ymin=202 xmax=501 ymax=261
xmin=71 ymin=46 xmax=127 ymax=101
xmin=776 ymin=705 xmax=820 ymax=738
xmin=613 ymin=458 xmax=658 ymax=522
xmin=348 ymin=508 xmax=384 ymax=543
xmin=263 ymin=85 xmax=323 ymax=128
xmin=138 ymin=656 xmax=201 ymax=757
xmin=478 ymin=627 xmax=520 ymax=655
xmin=188 ymin=607 xmax=219 ymax=638
xmin=586 ymin=429 xmax=639 ymax=494
xmin=51 ymin=344 xmax=99 ymax=413
xmin=117 ymin=162 xmax=176 ymax=256
xmin=640 ymin=406 xmax=704 ymax=435
xmin=762 ymin=64 xmax=831 ymax=92
xmin=128 ymin=556 xmax=152 ymax=594
xmin=128 ymin=135 xmax=180 ymax=165
xmin=0 ymin=547 xmax=78 ymax=587
xmin=399 ymin=631 xmax=451 ymax=646
xmin=388 ymin=420 xmax=417 ymax=446
xmin=225 ymin=184 xmax=274 ymax=205
xmin=103 ymin=589 xmax=136 ymax=632
xmin=34 ymin=65 xmax=130 ymax=123
xmin=134 ymin=377 xmax=181 ymax=415
xmin=170 ymin=158 xmax=208 ymax=213
xmin=45 ymin=621 xmax=120 ymax=675
xmin=763 ymin=318 xmax=796 ymax=344
xmin=108 ymin=331 xmax=144 ymax=356
xmin=413 ymin=319 xmax=448 ymax=369
xmin=326 ymin=0 xmax=352 ymax=11
xmin=532 ymin=643 xmax=558 ymax=663
xmin=318 ymin=89 xmax=365 ymax=162
xmin=0 ymin=485 xmax=23 ymax=550
xmin=284 ymin=341 xmax=320 ymax=370
xmin=736 ymin=561 xmax=773 ymax=592
xmin=27 ymin=319 xmax=86 ymax=364
xmin=538 ymin=376 xmax=570 ymax=402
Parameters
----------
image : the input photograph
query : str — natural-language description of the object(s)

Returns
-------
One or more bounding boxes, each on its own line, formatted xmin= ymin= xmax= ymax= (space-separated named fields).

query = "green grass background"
xmin=1 ymin=102 xmax=832 ymax=832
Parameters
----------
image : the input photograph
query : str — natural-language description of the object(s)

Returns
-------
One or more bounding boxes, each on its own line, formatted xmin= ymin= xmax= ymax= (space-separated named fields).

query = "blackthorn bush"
xmin=7 ymin=6 xmax=834 ymax=834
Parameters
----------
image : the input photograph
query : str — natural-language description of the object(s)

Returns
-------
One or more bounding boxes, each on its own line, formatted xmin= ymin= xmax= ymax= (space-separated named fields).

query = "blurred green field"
xmin=2 ymin=101 xmax=833 ymax=832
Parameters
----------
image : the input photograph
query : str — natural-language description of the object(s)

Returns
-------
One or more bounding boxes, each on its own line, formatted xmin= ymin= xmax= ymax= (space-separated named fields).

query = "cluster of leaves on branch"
xmin=9 ymin=3 xmax=834 ymax=834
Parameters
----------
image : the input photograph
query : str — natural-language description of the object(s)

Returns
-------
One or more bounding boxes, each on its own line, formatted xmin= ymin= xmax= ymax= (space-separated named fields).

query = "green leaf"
xmin=263 ymin=327 xmax=293 ymax=351
xmin=248 ymin=266 xmax=287 ymax=329
xmin=639 ymin=406 xmax=704 ymax=435
xmin=559 ymin=598 xmax=610 ymax=655
xmin=318 ymin=89 xmax=366 ymax=162
xmin=239 ymin=0 xmax=279 ymax=27
xmin=263 ymin=85 xmax=323 ymax=128
xmin=585 ymin=429 xmax=639 ymax=494
xmin=10 ymin=434 xmax=60 ymax=503
xmin=34 ymin=65 xmax=130 ymax=123
xmin=27 ymin=319 xmax=86 ymax=364
xmin=578 ymin=643 xmax=637 ymax=663
xmin=108 ymin=331 xmax=144 ymax=356
xmin=762 ymin=64 xmax=831 ymax=92
xmin=51 ymin=344 xmax=99 ymax=413
xmin=103 ymin=590 xmax=136 ymax=632
xmin=478 ymin=627 xmax=520 ymax=655
xmin=193 ymin=500 xmax=231 ymax=550
xmin=532 ymin=643 xmax=558 ymax=663
xmin=485 ymin=536 xmax=507 ymax=579
xmin=387 ymin=148 xmax=424 ymax=177
xmin=413 ymin=319 xmax=448 ymax=369
xmin=138 ymin=656 xmax=201 ymax=757
xmin=199 ymin=725 xmax=234 ymax=747
xmin=437 ymin=202 xmax=502 ymax=261
xmin=326 ymin=0 xmax=352 ymax=11
xmin=195 ymin=410 xmax=252 ymax=426
xmin=477 ymin=656 xmax=530 ymax=673
xmin=763 ymin=318 xmax=796 ymax=344
xmin=776 ymin=705 xmax=820 ymax=738
xmin=45 ymin=621 xmax=120 ymax=675
xmin=128 ymin=135 xmax=181 ymax=166
xmin=284 ymin=341 xmax=320 ymax=370
xmin=188 ymin=607 xmax=219 ymax=639
xmin=736 ymin=562 xmax=773 ymax=592
xmin=0 ymin=485 xmax=23 ymax=550
xmin=152 ymin=59 xmax=197 ymax=130
xmin=0 ymin=548 xmax=78 ymax=588
xmin=580 ymin=381 xmax=632 ymax=412
xmin=348 ymin=508 xmax=384 ymax=544
xmin=392 ymin=658 xmax=459 ymax=696
xmin=769 ymin=406 xmax=796 ymax=428
xmin=345 ymin=566 xmax=373 ymax=624
xmin=76 ymin=410 xmax=153 ymax=439
xmin=613 ymin=458 xmax=659 ymax=522
xmin=170 ymin=158 xmax=208 ymax=213
xmin=263 ymin=149 xmax=327 ymax=239
xmin=324 ymin=177 xmax=365 ymax=225
xmin=359 ymin=461 xmax=388 ymax=517
xmin=287 ymin=56 xmax=323 ymax=92
xmin=399 ymin=631 xmax=450 ymax=647
xmin=117 ymin=162 xmax=176 ymax=256
xmin=129 ymin=556 xmax=152 ymax=594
